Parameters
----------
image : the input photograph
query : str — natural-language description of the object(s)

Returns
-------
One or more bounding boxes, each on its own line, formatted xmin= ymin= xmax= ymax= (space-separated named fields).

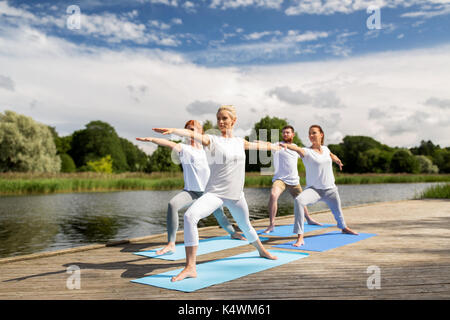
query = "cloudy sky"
xmin=0 ymin=0 xmax=449 ymax=154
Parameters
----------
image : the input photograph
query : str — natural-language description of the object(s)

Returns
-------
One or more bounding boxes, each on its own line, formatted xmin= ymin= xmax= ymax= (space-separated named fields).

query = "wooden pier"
xmin=0 ymin=199 xmax=449 ymax=300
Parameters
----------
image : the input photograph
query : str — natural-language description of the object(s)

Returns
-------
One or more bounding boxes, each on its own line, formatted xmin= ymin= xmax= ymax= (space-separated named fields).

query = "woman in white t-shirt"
xmin=136 ymin=120 xmax=243 ymax=256
xmin=154 ymin=105 xmax=279 ymax=282
xmin=281 ymin=125 xmax=358 ymax=247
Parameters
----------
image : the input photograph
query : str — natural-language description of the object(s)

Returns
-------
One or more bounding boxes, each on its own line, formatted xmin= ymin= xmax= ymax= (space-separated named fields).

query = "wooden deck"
xmin=0 ymin=199 xmax=449 ymax=300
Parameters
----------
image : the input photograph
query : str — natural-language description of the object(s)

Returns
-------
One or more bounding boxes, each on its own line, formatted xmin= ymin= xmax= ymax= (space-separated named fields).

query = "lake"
xmin=0 ymin=183 xmax=441 ymax=258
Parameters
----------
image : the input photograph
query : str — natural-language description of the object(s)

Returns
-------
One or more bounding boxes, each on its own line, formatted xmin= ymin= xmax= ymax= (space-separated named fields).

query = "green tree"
xmin=69 ymin=121 xmax=128 ymax=172
xmin=87 ymin=155 xmax=113 ymax=173
xmin=60 ymin=153 xmax=76 ymax=173
xmin=390 ymin=149 xmax=420 ymax=173
xmin=410 ymin=140 xmax=440 ymax=157
xmin=47 ymin=126 xmax=76 ymax=173
xmin=0 ymin=110 xmax=60 ymax=173
xmin=245 ymin=116 xmax=303 ymax=172
xmin=415 ymin=155 xmax=439 ymax=174
xmin=433 ymin=148 xmax=450 ymax=173
xmin=120 ymin=137 xmax=149 ymax=172
xmin=147 ymin=144 xmax=182 ymax=172
xmin=334 ymin=136 xmax=394 ymax=173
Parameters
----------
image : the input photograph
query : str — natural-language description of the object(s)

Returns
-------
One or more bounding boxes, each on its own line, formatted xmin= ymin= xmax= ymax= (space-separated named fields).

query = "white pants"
xmin=183 ymin=192 xmax=259 ymax=247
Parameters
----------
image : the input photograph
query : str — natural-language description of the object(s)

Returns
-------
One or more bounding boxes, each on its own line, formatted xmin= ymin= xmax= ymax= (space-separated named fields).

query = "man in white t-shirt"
xmin=263 ymin=126 xmax=321 ymax=233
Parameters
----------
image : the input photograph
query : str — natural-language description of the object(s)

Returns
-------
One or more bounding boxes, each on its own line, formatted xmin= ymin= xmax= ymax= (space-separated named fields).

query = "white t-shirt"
xmin=179 ymin=144 xmax=210 ymax=192
xmin=301 ymin=145 xmax=336 ymax=189
xmin=204 ymin=134 xmax=246 ymax=200
xmin=272 ymin=142 xmax=301 ymax=186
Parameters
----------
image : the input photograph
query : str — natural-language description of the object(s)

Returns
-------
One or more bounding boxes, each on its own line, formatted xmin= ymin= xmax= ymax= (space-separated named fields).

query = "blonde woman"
xmin=154 ymin=105 xmax=279 ymax=282
xmin=281 ymin=124 xmax=358 ymax=247
xmin=136 ymin=120 xmax=243 ymax=256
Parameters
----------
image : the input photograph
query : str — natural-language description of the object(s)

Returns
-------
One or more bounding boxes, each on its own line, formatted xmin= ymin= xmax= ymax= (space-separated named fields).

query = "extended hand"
xmin=136 ymin=137 xmax=152 ymax=142
xmin=153 ymin=128 xmax=173 ymax=135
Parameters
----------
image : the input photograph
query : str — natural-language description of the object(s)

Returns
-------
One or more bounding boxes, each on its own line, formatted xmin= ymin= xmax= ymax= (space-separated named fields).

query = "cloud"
xmin=268 ymin=86 xmax=345 ymax=109
xmin=186 ymin=100 xmax=221 ymax=115
xmin=0 ymin=1 xmax=181 ymax=46
xmin=0 ymin=75 xmax=15 ymax=91
xmin=182 ymin=1 xmax=197 ymax=13
xmin=284 ymin=0 xmax=446 ymax=16
xmin=127 ymin=85 xmax=149 ymax=104
xmin=210 ymin=0 xmax=283 ymax=10
xmin=284 ymin=30 xmax=329 ymax=43
xmin=1 ymin=2 xmax=450 ymax=152
xmin=424 ymin=97 xmax=450 ymax=109
xmin=243 ymin=30 xmax=282 ymax=41
xmin=313 ymin=90 xmax=346 ymax=109
xmin=401 ymin=3 xmax=450 ymax=19
xmin=368 ymin=108 xmax=387 ymax=119
xmin=267 ymin=86 xmax=311 ymax=105
xmin=146 ymin=0 xmax=179 ymax=6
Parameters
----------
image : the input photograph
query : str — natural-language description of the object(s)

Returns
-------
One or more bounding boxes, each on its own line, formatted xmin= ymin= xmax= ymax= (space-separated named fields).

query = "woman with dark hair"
xmin=136 ymin=119 xmax=243 ymax=256
xmin=281 ymin=125 xmax=358 ymax=247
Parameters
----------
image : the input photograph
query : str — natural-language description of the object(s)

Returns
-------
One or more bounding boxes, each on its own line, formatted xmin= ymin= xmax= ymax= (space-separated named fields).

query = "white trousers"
xmin=183 ymin=192 xmax=259 ymax=247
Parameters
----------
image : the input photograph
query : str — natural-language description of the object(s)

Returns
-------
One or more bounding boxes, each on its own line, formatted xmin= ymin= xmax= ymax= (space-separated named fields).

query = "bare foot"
xmin=231 ymin=232 xmax=246 ymax=240
xmin=262 ymin=225 xmax=275 ymax=234
xmin=306 ymin=218 xmax=323 ymax=226
xmin=292 ymin=239 xmax=305 ymax=247
xmin=258 ymin=250 xmax=278 ymax=260
xmin=292 ymin=234 xmax=305 ymax=247
xmin=342 ymin=227 xmax=359 ymax=235
xmin=171 ymin=266 xmax=197 ymax=282
xmin=156 ymin=243 xmax=175 ymax=255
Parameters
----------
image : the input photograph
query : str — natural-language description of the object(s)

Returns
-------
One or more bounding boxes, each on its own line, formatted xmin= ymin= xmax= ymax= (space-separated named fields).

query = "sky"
xmin=0 ymin=0 xmax=449 ymax=154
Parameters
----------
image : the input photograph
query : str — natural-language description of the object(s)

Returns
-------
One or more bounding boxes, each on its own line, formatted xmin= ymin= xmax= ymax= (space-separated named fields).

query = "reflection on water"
xmin=0 ymin=183 xmax=443 ymax=258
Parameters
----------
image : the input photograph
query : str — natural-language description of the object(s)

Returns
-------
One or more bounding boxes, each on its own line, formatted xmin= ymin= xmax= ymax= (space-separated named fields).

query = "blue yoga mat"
xmin=134 ymin=235 xmax=269 ymax=261
xmin=131 ymin=249 xmax=309 ymax=292
xmin=257 ymin=223 xmax=335 ymax=237
xmin=272 ymin=231 xmax=376 ymax=252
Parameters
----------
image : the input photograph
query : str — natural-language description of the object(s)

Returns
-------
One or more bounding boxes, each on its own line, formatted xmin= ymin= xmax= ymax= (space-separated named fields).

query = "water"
xmin=0 ymin=183 xmax=442 ymax=258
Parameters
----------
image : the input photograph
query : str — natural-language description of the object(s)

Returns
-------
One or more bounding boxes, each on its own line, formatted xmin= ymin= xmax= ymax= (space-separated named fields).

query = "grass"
xmin=416 ymin=183 xmax=450 ymax=199
xmin=1 ymin=172 xmax=450 ymax=195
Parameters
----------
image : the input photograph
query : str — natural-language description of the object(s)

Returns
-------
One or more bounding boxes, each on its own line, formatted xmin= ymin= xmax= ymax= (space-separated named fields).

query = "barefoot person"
xmin=136 ymin=120 xmax=244 ymax=255
xmin=154 ymin=105 xmax=278 ymax=282
xmin=280 ymin=125 xmax=358 ymax=247
xmin=262 ymin=125 xmax=321 ymax=234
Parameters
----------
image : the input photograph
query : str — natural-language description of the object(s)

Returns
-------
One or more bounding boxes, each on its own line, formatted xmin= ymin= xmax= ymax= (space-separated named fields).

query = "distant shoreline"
xmin=0 ymin=172 xmax=449 ymax=196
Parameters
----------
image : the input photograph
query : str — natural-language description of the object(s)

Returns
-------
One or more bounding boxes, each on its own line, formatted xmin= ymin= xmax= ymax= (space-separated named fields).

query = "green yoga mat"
xmin=131 ymin=249 xmax=309 ymax=292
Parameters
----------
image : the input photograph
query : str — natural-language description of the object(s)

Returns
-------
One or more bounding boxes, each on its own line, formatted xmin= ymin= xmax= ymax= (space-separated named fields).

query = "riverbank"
xmin=1 ymin=172 xmax=450 ymax=195
xmin=417 ymin=183 xmax=450 ymax=199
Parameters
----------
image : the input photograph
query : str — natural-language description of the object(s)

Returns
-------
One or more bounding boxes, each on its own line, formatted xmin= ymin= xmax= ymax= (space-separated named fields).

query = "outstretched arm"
xmin=279 ymin=142 xmax=307 ymax=158
xmin=136 ymin=137 xmax=182 ymax=153
xmin=244 ymin=140 xmax=282 ymax=151
xmin=329 ymin=152 xmax=344 ymax=171
xmin=153 ymin=128 xmax=210 ymax=147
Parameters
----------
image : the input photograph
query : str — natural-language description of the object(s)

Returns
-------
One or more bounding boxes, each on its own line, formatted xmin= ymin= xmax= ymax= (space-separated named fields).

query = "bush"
xmin=60 ymin=153 xmax=76 ymax=173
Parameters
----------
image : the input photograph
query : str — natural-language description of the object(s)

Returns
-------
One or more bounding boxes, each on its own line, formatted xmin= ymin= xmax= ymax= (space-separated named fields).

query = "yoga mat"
xmin=134 ymin=235 xmax=269 ymax=261
xmin=272 ymin=231 xmax=377 ymax=252
xmin=257 ymin=223 xmax=335 ymax=237
xmin=131 ymin=250 xmax=309 ymax=292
